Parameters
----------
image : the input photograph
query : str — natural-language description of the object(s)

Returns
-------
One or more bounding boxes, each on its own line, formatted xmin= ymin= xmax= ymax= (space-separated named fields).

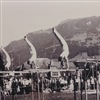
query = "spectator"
xmin=87 ymin=78 xmax=90 ymax=90
xmin=69 ymin=78 xmax=74 ymax=92
xmin=90 ymin=76 xmax=95 ymax=90
xmin=75 ymin=77 xmax=80 ymax=91
xmin=56 ymin=78 xmax=61 ymax=92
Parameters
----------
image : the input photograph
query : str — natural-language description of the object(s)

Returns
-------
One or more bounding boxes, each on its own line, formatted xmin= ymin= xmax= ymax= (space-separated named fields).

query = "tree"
xmin=0 ymin=53 xmax=5 ymax=71
xmin=0 ymin=52 xmax=5 ymax=89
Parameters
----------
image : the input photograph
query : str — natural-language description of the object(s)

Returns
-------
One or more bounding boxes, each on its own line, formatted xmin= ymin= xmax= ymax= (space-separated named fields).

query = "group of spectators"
xmin=4 ymin=76 xmax=32 ymax=95
xmin=3 ymin=70 xmax=100 ymax=96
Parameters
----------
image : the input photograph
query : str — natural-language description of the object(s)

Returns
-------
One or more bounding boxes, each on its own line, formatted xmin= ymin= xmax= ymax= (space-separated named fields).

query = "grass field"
xmin=5 ymin=92 xmax=99 ymax=100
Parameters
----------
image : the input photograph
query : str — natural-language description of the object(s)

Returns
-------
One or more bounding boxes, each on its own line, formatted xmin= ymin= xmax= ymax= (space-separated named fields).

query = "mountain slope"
xmin=3 ymin=16 xmax=100 ymax=66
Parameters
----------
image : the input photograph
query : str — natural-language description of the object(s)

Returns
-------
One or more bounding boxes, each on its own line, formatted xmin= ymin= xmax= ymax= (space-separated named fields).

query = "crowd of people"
xmin=4 ymin=76 xmax=32 ymax=95
xmin=2 ymin=70 xmax=100 ymax=96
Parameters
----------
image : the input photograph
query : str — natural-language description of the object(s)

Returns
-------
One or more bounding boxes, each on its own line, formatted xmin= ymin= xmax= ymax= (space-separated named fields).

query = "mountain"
xmin=3 ymin=16 xmax=100 ymax=66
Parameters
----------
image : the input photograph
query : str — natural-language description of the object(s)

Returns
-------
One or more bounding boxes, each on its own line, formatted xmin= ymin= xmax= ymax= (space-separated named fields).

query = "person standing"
xmin=90 ymin=76 xmax=95 ymax=90
xmin=98 ymin=72 xmax=100 ymax=91
xmin=56 ymin=78 xmax=61 ymax=92
xmin=11 ymin=78 xmax=18 ymax=100
xmin=69 ymin=78 xmax=74 ymax=92
xmin=87 ymin=78 xmax=91 ymax=90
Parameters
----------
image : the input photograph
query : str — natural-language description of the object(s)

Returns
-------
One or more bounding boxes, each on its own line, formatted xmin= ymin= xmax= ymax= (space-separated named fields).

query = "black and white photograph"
xmin=1 ymin=0 xmax=100 ymax=100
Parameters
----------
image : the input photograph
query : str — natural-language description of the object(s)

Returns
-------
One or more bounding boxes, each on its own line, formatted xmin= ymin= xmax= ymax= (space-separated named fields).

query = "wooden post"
xmin=96 ymin=71 xmax=99 ymax=100
xmin=42 ymin=74 xmax=44 ymax=100
xmin=85 ymin=81 xmax=87 ymax=100
xmin=73 ymin=76 xmax=76 ymax=100
xmin=92 ymin=67 xmax=95 ymax=89
xmin=31 ymin=72 xmax=34 ymax=100
xmin=84 ymin=64 xmax=88 ymax=100
xmin=3 ymin=75 xmax=5 ymax=100
xmin=80 ymin=71 xmax=83 ymax=100
xmin=0 ymin=86 xmax=4 ymax=100
xmin=37 ymin=71 xmax=40 ymax=100
xmin=96 ymin=79 xmax=99 ymax=100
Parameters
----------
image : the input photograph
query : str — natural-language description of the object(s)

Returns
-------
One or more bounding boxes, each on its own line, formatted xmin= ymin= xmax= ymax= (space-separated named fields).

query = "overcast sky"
xmin=1 ymin=1 xmax=100 ymax=46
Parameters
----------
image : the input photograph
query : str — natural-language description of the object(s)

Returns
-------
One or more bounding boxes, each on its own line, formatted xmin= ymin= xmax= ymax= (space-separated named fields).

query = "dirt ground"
xmin=5 ymin=92 xmax=99 ymax=100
